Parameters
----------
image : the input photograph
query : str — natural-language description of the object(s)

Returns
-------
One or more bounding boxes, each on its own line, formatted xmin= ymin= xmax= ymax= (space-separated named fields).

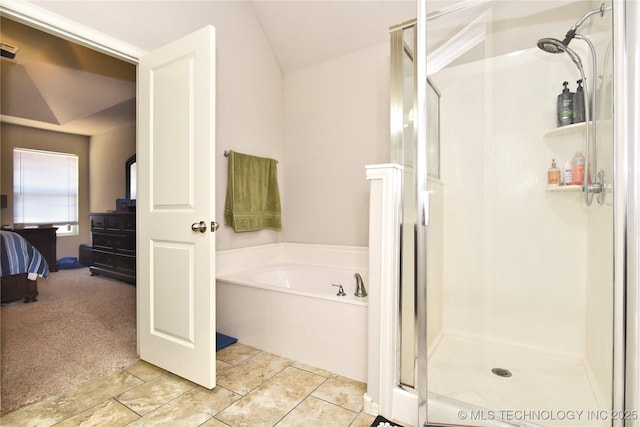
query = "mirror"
xmin=126 ymin=155 xmax=136 ymax=201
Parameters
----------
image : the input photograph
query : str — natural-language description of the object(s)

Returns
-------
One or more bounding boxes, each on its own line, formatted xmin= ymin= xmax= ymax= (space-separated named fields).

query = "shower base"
xmin=427 ymin=334 xmax=608 ymax=427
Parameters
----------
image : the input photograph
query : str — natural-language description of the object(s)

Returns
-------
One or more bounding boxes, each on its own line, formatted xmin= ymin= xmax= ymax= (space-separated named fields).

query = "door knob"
xmin=191 ymin=221 xmax=207 ymax=233
xmin=211 ymin=221 xmax=220 ymax=232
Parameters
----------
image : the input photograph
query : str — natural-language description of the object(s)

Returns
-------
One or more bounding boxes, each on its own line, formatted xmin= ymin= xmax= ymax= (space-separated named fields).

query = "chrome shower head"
xmin=537 ymin=37 xmax=565 ymax=54
xmin=537 ymin=37 xmax=583 ymax=68
xmin=537 ymin=3 xmax=611 ymax=53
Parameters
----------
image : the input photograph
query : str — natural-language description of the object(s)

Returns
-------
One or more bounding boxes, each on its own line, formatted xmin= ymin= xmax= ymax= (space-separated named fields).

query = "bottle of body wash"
xmin=564 ymin=160 xmax=572 ymax=185
xmin=572 ymin=151 xmax=586 ymax=185
xmin=557 ymin=81 xmax=574 ymax=127
xmin=573 ymin=79 xmax=585 ymax=123
xmin=548 ymin=159 xmax=561 ymax=186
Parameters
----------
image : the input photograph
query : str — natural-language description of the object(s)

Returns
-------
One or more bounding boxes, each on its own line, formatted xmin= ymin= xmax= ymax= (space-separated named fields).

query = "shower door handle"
xmin=420 ymin=190 xmax=430 ymax=226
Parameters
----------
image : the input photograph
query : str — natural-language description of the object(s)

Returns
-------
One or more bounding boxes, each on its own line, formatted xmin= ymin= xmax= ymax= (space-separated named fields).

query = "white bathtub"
xmin=216 ymin=243 xmax=368 ymax=382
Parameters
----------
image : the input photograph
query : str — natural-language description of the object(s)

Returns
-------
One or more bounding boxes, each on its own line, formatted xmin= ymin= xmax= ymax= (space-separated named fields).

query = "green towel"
xmin=224 ymin=151 xmax=282 ymax=232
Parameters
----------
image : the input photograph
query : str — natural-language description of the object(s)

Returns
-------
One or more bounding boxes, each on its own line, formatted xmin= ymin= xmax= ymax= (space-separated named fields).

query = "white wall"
xmin=433 ymin=31 xmax=614 ymax=406
xmin=282 ymin=43 xmax=390 ymax=246
xmin=30 ymin=1 xmax=394 ymax=249
xmin=30 ymin=0 xmax=285 ymax=251
xmin=433 ymin=47 xmax=591 ymax=357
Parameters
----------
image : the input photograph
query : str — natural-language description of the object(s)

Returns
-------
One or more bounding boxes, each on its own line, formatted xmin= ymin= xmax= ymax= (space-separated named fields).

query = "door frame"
xmin=0 ymin=0 xmax=146 ymax=64
xmin=1 ymin=0 xmax=145 ymax=350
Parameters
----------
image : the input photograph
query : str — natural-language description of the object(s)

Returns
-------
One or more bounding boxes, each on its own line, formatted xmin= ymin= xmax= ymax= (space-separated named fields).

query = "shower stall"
xmin=375 ymin=0 xmax=639 ymax=426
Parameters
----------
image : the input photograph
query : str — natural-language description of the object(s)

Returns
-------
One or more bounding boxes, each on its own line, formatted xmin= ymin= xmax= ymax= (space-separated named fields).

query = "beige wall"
xmin=27 ymin=1 xmax=392 ymax=249
xmin=209 ymin=2 xmax=285 ymax=251
xmin=282 ymin=43 xmax=390 ymax=246
xmin=30 ymin=1 xmax=286 ymax=252
xmin=89 ymin=123 xmax=136 ymax=213
xmin=0 ymin=123 xmax=90 ymax=258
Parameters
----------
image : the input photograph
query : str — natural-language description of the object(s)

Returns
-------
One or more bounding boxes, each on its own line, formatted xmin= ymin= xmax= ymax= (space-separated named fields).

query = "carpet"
xmin=216 ymin=332 xmax=237 ymax=351
xmin=1 ymin=268 xmax=139 ymax=415
xmin=371 ymin=415 xmax=404 ymax=427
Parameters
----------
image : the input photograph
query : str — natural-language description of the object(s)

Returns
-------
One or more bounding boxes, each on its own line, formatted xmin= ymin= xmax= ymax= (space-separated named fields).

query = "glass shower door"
xmin=415 ymin=1 xmax=616 ymax=426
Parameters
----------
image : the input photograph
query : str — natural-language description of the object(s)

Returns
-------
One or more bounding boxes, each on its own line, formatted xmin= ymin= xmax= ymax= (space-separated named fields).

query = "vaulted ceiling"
xmin=1 ymin=16 xmax=136 ymax=136
xmin=0 ymin=1 xmax=417 ymax=137
xmin=0 ymin=0 xmax=589 ymax=137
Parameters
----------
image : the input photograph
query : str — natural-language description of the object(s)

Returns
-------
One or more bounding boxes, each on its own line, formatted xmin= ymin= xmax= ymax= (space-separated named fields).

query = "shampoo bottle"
xmin=564 ymin=160 xmax=572 ymax=185
xmin=547 ymin=159 xmax=561 ymax=186
xmin=557 ymin=81 xmax=574 ymax=127
xmin=573 ymin=79 xmax=585 ymax=123
xmin=572 ymin=151 xmax=586 ymax=185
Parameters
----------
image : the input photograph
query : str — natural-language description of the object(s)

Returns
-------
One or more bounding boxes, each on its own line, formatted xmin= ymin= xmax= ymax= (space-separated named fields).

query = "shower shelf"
xmin=544 ymin=121 xmax=591 ymax=138
xmin=546 ymin=185 xmax=582 ymax=192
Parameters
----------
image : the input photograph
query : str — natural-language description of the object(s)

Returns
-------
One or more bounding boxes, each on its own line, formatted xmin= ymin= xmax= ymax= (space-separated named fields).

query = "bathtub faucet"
xmin=332 ymin=283 xmax=346 ymax=296
xmin=354 ymin=273 xmax=367 ymax=297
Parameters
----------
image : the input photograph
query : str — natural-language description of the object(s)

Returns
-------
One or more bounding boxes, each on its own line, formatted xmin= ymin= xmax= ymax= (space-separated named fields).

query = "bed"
xmin=1 ymin=230 xmax=50 ymax=303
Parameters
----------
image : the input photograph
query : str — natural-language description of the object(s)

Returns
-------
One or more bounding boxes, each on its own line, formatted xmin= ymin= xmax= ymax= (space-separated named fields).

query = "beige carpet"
xmin=0 ymin=268 xmax=139 ymax=415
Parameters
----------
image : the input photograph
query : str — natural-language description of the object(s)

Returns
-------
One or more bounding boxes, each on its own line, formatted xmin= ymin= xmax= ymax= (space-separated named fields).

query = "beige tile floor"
xmin=1 ymin=343 xmax=377 ymax=427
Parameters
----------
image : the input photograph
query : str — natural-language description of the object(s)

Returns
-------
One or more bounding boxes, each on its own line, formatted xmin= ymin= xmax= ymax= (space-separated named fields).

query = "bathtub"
xmin=216 ymin=243 xmax=368 ymax=382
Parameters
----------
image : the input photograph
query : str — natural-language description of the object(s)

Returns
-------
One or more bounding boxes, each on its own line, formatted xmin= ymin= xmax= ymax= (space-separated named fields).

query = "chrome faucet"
xmin=354 ymin=273 xmax=367 ymax=297
xmin=332 ymin=283 xmax=346 ymax=296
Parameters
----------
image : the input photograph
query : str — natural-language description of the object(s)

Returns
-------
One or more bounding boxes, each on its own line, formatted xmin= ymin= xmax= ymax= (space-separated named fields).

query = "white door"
xmin=137 ymin=26 xmax=217 ymax=388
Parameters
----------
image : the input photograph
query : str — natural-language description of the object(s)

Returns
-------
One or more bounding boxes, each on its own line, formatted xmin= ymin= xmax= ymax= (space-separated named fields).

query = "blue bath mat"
xmin=57 ymin=257 xmax=86 ymax=269
xmin=216 ymin=332 xmax=237 ymax=351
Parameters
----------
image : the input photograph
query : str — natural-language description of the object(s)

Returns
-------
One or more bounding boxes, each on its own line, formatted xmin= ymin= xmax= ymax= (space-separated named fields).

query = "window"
xmin=13 ymin=148 xmax=79 ymax=236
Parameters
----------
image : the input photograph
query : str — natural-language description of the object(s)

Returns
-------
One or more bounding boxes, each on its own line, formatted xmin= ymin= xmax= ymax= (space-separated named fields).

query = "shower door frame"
xmin=414 ymin=0 xmax=640 ymax=426
xmin=617 ymin=0 xmax=640 ymax=420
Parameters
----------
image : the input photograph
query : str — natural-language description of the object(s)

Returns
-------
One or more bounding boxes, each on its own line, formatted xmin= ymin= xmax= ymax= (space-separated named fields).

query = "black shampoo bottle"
xmin=573 ymin=79 xmax=585 ymax=123
xmin=557 ymin=81 xmax=574 ymax=127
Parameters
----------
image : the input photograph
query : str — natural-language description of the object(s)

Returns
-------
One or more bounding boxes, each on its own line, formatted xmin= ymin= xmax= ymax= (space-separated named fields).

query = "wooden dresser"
xmin=14 ymin=227 xmax=59 ymax=272
xmin=89 ymin=213 xmax=136 ymax=284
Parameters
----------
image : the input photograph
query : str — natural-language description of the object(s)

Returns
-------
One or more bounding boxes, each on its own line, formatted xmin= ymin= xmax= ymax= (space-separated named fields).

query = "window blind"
xmin=13 ymin=148 xmax=79 ymax=226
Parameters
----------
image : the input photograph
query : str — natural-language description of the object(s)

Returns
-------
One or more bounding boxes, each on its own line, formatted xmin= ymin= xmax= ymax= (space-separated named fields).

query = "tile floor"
xmin=1 ymin=343 xmax=377 ymax=427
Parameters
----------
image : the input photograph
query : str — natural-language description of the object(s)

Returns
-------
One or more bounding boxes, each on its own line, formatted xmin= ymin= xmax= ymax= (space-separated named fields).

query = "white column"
xmin=363 ymin=164 xmax=402 ymax=416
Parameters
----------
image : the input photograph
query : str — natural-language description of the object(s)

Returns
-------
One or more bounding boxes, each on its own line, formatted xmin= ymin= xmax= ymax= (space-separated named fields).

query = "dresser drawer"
xmin=89 ymin=212 xmax=136 ymax=284
xmin=92 ymin=249 xmax=115 ymax=270
xmin=113 ymin=234 xmax=135 ymax=254
xmin=92 ymin=232 xmax=110 ymax=250
xmin=105 ymin=215 xmax=123 ymax=230
xmin=121 ymin=216 xmax=135 ymax=232
xmin=92 ymin=232 xmax=135 ymax=254
xmin=114 ymin=254 xmax=136 ymax=276
xmin=91 ymin=216 xmax=105 ymax=231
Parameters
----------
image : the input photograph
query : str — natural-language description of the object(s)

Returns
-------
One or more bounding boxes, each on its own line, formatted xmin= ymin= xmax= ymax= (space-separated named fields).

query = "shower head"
xmin=537 ymin=3 xmax=611 ymax=52
xmin=537 ymin=37 xmax=566 ymax=54
xmin=537 ymin=32 xmax=576 ymax=53
xmin=537 ymin=37 xmax=583 ymax=68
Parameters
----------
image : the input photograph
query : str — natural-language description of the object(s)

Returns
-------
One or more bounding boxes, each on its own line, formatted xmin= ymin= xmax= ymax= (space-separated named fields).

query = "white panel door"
xmin=138 ymin=26 xmax=217 ymax=388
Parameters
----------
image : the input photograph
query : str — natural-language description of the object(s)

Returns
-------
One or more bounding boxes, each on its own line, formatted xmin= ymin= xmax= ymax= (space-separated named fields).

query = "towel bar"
xmin=223 ymin=150 xmax=278 ymax=163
